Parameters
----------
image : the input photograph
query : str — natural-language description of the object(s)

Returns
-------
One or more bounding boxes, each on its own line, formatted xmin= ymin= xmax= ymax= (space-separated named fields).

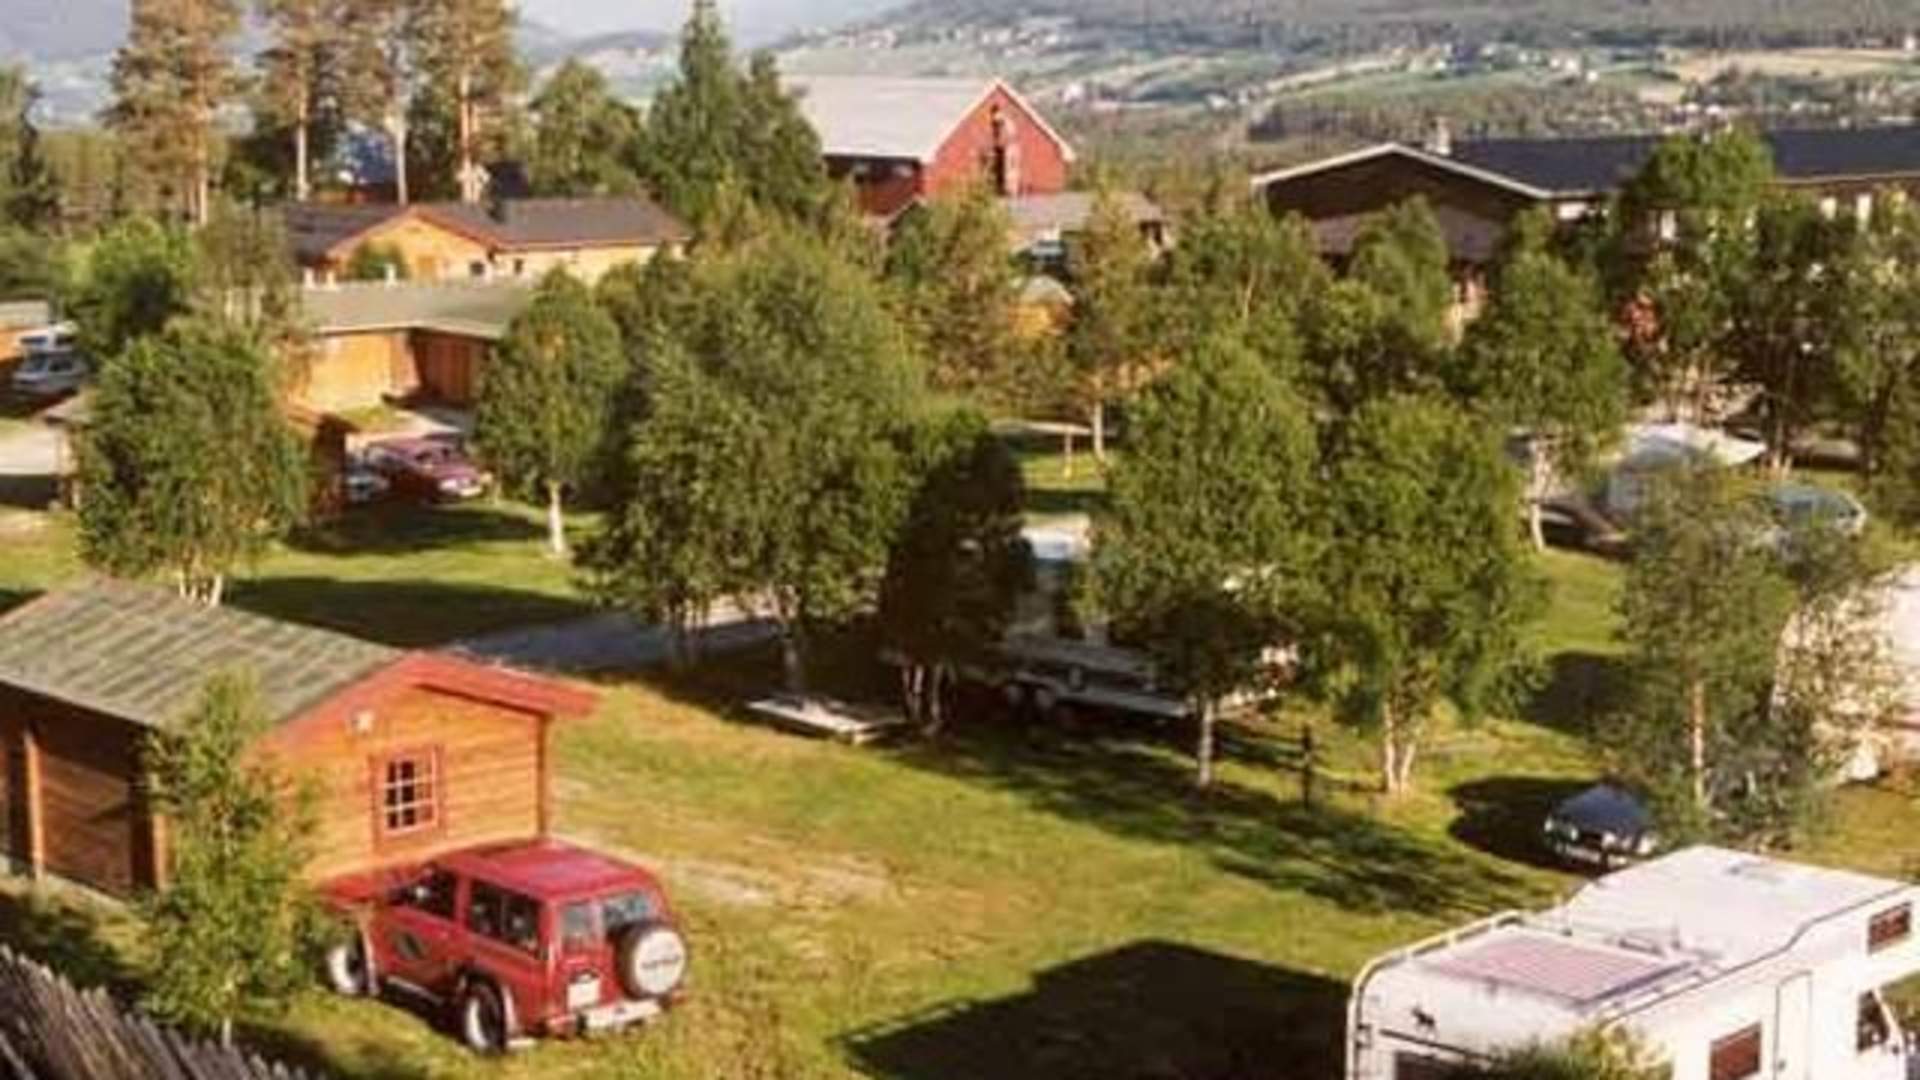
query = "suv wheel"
xmin=324 ymin=936 xmax=373 ymax=997
xmin=615 ymin=923 xmax=690 ymax=1000
xmin=458 ymin=980 xmax=511 ymax=1054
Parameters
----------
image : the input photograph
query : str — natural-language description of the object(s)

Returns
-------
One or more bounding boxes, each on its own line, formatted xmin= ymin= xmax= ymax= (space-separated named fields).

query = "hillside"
xmin=885 ymin=0 xmax=1920 ymax=49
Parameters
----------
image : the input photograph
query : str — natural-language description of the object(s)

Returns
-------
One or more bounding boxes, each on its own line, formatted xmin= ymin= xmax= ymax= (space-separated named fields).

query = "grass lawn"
xmin=2 ymin=485 xmax=1915 ymax=1077
xmin=0 ymin=501 xmax=591 ymax=647
xmin=1 ymin=537 xmax=1616 ymax=1080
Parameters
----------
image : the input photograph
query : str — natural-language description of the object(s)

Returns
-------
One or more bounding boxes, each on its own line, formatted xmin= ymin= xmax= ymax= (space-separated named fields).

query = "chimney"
xmin=1425 ymin=115 xmax=1454 ymax=157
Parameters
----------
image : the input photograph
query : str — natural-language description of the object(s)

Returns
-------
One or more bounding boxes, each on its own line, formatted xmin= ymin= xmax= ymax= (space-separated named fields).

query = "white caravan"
xmin=1348 ymin=847 xmax=1920 ymax=1080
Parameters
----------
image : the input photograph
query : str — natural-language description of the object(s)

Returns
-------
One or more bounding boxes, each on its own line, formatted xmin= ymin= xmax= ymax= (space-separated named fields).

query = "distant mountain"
xmin=0 ymin=0 xmax=125 ymax=63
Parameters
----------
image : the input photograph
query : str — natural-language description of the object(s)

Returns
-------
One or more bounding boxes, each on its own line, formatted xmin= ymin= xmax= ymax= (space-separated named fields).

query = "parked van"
xmin=1347 ymin=847 xmax=1920 ymax=1080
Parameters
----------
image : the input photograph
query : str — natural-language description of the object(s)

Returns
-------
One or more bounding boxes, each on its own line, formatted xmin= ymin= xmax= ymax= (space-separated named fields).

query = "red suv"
xmin=321 ymin=839 xmax=688 ymax=1052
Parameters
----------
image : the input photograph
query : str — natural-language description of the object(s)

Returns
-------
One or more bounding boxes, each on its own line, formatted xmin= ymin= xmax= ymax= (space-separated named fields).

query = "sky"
xmin=519 ymin=0 xmax=907 ymax=43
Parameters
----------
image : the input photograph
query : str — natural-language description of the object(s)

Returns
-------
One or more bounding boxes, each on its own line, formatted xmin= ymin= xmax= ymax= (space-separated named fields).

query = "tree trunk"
xmin=926 ymin=664 xmax=950 ymax=736
xmin=1688 ymin=678 xmax=1709 ymax=812
xmin=1527 ymin=499 xmax=1547 ymax=553
xmin=1194 ymin=697 xmax=1217 ymax=789
xmin=780 ymin=626 xmax=806 ymax=696
xmin=545 ymin=481 xmax=567 ymax=557
xmin=389 ymin=114 xmax=410 ymax=206
xmin=294 ymin=104 xmax=311 ymax=203
xmin=1380 ymin=701 xmax=1406 ymax=797
xmin=1090 ymin=400 xmax=1107 ymax=462
xmin=457 ymin=70 xmax=479 ymax=203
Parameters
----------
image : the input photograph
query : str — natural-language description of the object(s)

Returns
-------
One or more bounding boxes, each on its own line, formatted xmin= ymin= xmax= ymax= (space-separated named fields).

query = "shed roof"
xmin=1454 ymin=125 xmax=1920 ymax=196
xmin=302 ymin=281 xmax=533 ymax=341
xmin=0 ymin=581 xmax=401 ymax=730
xmin=792 ymin=75 xmax=1075 ymax=165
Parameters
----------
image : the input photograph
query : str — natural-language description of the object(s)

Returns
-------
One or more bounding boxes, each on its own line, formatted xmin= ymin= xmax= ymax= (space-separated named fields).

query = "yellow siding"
xmin=339 ymin=217 xmax=493 ymax=283
xmin=500 ymin=244 xmax=661 ymax=284
xmin=294 ymin=331 xmax=419 ymax=412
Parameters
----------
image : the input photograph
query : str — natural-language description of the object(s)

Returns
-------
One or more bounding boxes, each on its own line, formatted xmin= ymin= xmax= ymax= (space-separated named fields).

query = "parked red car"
xmin=322 ymin=839 xmax=689 ymax=1052
xmin=364 ymin=437 xmax=492 ymax=502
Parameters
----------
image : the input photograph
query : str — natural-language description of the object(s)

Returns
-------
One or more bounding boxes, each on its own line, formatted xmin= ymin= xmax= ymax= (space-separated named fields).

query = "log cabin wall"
xmin=267 ymin=684 xmax=549 ymax=884
xmin=0 ymin=686 xmax=159 ymax=896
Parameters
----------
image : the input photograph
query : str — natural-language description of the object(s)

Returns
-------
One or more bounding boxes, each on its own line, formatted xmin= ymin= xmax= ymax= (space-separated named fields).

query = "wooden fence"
xmin=0 ymin=946 xmax=315 ymax=1080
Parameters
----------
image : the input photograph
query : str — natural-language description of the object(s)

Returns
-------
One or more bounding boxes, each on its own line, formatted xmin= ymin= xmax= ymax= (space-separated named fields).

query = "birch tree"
xmin=1319 ymin=394 xmax=1541 ymax=796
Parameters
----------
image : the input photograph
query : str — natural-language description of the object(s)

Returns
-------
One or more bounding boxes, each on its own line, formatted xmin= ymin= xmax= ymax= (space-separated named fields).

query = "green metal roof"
xmin=0 ymin=581 xmax=401 ymax=730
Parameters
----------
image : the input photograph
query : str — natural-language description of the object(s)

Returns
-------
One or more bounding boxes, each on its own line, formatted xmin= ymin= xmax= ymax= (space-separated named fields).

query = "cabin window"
xmin=1708 ymin=1024 xmax=1762 ymax=1080
xmin=378 ymin=750 xmax=441 ymax=837
xmin=1870 ymin=903 xmax=1912 ymax=952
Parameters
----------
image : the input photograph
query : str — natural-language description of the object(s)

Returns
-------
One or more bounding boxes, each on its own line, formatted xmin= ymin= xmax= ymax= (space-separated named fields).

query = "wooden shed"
xmin=0 ymin=582 xmax=595 ymax=896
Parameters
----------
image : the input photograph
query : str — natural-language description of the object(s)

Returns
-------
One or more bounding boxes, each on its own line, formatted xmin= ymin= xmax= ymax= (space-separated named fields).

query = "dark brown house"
xmin=1257 ymin=125 xmax=1920 ymax=271
xmin=0 ymin=582 xmax=595 ymax=896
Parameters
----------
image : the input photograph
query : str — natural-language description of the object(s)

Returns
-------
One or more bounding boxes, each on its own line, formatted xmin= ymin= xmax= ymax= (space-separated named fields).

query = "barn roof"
xmin=0 ymin=581 xmax=401 ymax=730
xmin=791 ymin=75 xmax=1076 ymax=165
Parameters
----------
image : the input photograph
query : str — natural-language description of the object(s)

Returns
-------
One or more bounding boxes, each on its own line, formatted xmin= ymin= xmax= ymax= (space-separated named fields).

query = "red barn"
xmin=0 ymin=582 xmax=595 ymax=896
xmin=793 ymin=76 xmax=1076 ymax=218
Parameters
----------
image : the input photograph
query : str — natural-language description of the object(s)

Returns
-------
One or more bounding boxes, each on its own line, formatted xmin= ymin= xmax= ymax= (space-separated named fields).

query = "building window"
xmin=1871 ymin=904 xmax=1912 ymax=952
xmin=469 ymin=261 xmax=487 ymax=278
xmin=378 ymin=751 xmax=440 ymax=837
xmin=1709 ymin=1024 xmax=1762 ymax=1080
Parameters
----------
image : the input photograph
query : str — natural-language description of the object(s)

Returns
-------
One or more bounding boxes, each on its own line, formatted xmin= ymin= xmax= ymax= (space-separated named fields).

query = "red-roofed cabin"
xmin=793 ymin=76 xmax=1076 ymax=218
xmin=0 ymin=583 xmax=595 ymax=896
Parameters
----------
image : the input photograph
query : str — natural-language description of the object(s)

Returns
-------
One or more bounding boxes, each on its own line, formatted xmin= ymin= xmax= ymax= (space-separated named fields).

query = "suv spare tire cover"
xmin=616 ymin=923 xmax=689 ymax=999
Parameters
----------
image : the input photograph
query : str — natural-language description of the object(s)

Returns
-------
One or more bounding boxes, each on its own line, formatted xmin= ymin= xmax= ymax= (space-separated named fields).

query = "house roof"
xmin=1251 ymin=143 xmax=1553 ymax=201
xmin=791 ymin=75 xmax=1076 ymax=165
xmin=302 ymin=281 xmax=533 ymax=342
xmin=284 ymin=203 xmax=411 ymax=264
xmin=1001 ymin=191 xmax=1165 ymax=238
xmin=1454 ymin=125 xmax=1920 ymax=197
xmin=283 ymin=197 xmax=691 ymax=263
xmin=419 ymin=197 xmax=691 ymax=252
xmin=0 ymin=581 xmax=401 ymax=730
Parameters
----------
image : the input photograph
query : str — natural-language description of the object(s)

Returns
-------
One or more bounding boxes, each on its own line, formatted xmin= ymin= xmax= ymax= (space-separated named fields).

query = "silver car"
xmin=10 ymin=351 xmax=89 ymax=398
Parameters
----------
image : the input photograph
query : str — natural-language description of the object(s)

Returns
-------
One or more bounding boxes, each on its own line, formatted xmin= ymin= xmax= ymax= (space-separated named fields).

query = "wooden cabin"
xmin=0 ymin=582 xmax=594 ymax=895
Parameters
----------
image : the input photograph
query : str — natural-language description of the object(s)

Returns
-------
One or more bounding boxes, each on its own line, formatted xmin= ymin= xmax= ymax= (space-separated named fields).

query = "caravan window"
xmin=1870 ymin=903 xmax=1912 ymax=952
xmin=1392 ymin=1053 xmax=1463 ymax=1080
xmin=1708 ymin=1024 xmax=1762 ymax=1080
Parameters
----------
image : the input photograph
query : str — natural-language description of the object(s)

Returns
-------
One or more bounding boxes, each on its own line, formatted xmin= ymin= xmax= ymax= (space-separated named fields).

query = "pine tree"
xmin=412 ymin=0 xmax=520 ymax=203
xmin=255 ymin=0 xmax=347 ymax=203
xmin=106 ymin=0 xmax=245 ymax=226
xmin=340 ymin=0 xmax=425 ymax=204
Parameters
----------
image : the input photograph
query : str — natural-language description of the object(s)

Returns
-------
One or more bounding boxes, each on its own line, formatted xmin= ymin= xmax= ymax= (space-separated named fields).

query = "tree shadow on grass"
xmin=842 ymin=940 xmax=1347 ymax=1080
xmin=1524 ymin=651 xmax=1629 ymax=736
xmin=885 ymin=724 xmax=1532 ymax=918
xmin=1448 ymin=776 xmax=1596 ymax=873
xmin=237 ymin=1018 xmax=438 ymax=1080
xmin=287 ymin=502 xmax=546 ymax=558
xmin=229 ymin=577 xmax=592 ymax=649
xmin=0 ymin=884 xmax=141 ymax=999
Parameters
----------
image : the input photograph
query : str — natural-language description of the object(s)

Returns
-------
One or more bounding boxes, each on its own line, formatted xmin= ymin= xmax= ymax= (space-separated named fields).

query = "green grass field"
xmin=2 ymin=479 xmax=1917 ymax=1078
